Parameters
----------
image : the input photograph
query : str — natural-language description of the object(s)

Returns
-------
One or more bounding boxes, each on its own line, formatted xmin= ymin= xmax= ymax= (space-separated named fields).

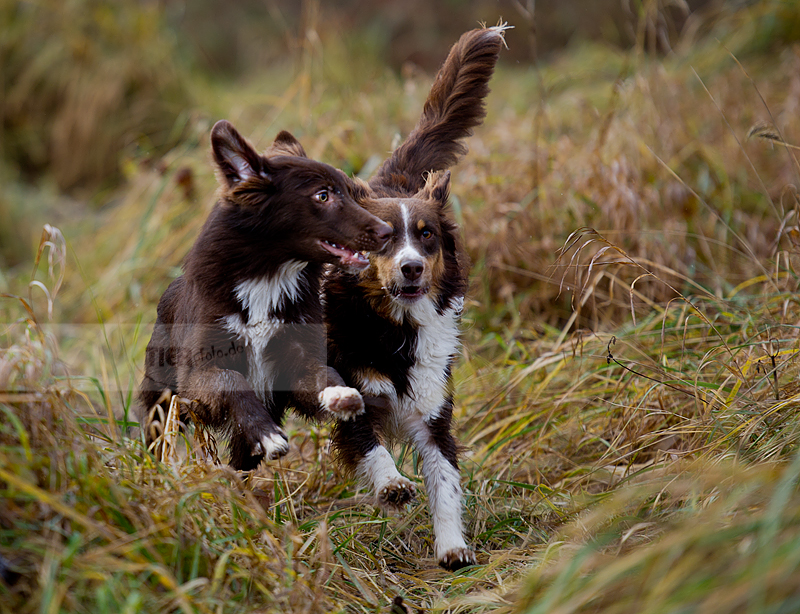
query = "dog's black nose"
xmin=401 ymin=260 xmax=424 ymax=281
xmin=375 ymin=222 xmax=392 ymax=242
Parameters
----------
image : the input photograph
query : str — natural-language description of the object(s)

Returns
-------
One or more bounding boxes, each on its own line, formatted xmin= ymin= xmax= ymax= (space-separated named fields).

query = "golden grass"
xmin=3 ymin=2 xmax=800 ymax=612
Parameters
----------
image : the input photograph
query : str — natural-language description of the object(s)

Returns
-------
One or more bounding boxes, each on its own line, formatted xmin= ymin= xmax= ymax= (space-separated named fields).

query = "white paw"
xmin=438 ymin=547 xmax=476 ymax=571
xmin=253 ymin=430 xmax=289 ymax=460
xmin=319 ymin=386 xmax=364 ymax=420
xmin=377 ymin=476 xmax=416 ymax=508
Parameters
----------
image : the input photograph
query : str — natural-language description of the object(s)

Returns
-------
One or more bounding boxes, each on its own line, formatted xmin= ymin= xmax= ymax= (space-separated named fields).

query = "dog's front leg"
xmin=334 ymin=410 xmax=417 ymax=508
xmin=277 ymin=327 xmax=364 ymax=421
xmin=286 ymin=363 xmax=364 ymax=421
xmin=319 ymin=366 xmax=365 ymax=419
xmin=180 ymin=365 xmax=289 ymax=470
xmin=409 ymin=403 xmax=476 ymax=571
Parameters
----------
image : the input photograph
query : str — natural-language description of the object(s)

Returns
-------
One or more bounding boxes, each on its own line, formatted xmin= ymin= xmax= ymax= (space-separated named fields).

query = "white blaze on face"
xmin=393 ymin=202 xmax=424 ymax=270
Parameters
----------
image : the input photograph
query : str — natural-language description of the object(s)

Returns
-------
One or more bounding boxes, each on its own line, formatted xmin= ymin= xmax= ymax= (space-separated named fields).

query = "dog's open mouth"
xmin=393 ymin=285 xmax=429 ymax=301
xmin=319 ymin=240 xmax=370 ymax=270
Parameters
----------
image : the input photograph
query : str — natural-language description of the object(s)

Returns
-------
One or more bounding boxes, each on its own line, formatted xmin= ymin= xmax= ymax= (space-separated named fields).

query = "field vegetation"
xmin=3 ymin=0 xmax=800 ymax=612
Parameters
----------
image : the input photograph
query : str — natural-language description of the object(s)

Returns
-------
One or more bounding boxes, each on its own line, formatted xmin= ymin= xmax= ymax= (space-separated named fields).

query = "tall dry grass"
xmin=3 ymin=1 xmax=800 ymax=613
xmin=462 ymin=31 xmax=800 ymax=332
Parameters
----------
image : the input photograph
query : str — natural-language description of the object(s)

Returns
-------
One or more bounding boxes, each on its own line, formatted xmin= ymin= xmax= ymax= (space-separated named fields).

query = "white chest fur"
xmin=358 ymin=296 xmax=462 ymax=422
xmin=234 ymin=260 xmax=308 ymax=315
xmin=345 ymin=297 xmax=458 ymax=435
xmin=403 ymin=297 xmax=461 ymax=420
xmin=222 ymin=260 xmax=308 ymax=402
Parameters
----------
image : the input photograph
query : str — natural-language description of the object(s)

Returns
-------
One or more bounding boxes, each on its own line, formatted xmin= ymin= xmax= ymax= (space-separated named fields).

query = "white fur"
xmin=394 ymin=202 xmax=424 ymax=266
xmin=407 ymin=413 xmax=469 ymax=559
xmin=223 ymin=314 xmax=279 ymax=404
xmin=223 ymin=260 xmax=309 ymax=403
xmin=385 ymin=299 xmax=408 ymax=324
xmin=450 ymin=295 xmax=465 ymax=316
xmin=257 ymin=430 xmax=289 ymax=460
xmin=358 ymin=373 xmax=398 ymax=399
xmin=357 ymin=445 xmax=405 ymax=491
xmin=486 ymin=22 xmax=513 ymax=49
xmin=319 ymin=385 xmax=364 ymax=419
xmin=400 ymin=297 xmax=461 ymax=422
xmin=234 ymin=260 xmax=308 ymax=315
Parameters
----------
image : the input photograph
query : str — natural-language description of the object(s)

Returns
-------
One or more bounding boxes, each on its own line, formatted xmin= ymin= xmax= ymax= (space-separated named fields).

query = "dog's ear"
xmin=211 ymin=120 xmax=267 ymax=187
xmin=267 ymin=131 xmax=308 ymax=158
xmin=351 ymin=177 xmax=372 ymax=203
xmin=418 ymin=170 xmax=451 ymax=206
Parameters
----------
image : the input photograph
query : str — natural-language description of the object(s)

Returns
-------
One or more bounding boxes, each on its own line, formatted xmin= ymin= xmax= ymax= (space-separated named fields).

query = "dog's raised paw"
xmin=254 ymin=430 xmax=289 ymax=460
xmin=319 ymin=386 xmax=364 ymax=420
xmin=438 ymin=547 xmax=476 ymax=572
xmin=377 ymin=477 xmax=416 ymax=508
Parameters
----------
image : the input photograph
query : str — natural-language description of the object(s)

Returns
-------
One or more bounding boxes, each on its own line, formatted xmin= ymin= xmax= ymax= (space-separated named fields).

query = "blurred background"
xmin=2 ymin=0 xmax=800 ymax=332
xmin=1 ymin=0 xmax=719 ymax=205
xmin=5 ymin=5 xmax=800 ymax=611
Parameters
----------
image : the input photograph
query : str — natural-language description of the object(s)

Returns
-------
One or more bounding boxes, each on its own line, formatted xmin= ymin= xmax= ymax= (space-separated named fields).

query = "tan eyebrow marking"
xmin=417 ymin=219 xmax=426 ymax=231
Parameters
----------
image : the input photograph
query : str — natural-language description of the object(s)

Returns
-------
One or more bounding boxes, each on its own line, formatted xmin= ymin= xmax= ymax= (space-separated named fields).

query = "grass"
xmin=3 ymin=1 xmax=800 ymax=612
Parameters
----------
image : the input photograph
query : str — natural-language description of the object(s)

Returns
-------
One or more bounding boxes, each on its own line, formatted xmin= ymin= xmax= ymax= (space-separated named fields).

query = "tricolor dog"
xmin=324 ymin=26 xmax=507 ymax=570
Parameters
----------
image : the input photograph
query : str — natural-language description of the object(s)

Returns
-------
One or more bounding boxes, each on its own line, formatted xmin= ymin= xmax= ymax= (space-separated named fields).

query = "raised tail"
xmin=369 ymin=24 xmax=510 ymax=196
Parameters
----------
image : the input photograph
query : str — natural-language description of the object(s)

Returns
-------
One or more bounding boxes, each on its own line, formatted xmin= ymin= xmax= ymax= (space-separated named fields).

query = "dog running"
xmin=324 ymin=25 xmax=508 ymax=570
xmin=139 ymin=121 xmax=392 ymax=471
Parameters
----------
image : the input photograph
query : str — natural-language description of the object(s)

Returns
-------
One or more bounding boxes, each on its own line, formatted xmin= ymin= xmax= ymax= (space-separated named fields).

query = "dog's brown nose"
xmin=401 ymin=260 xmax=424 ymax=282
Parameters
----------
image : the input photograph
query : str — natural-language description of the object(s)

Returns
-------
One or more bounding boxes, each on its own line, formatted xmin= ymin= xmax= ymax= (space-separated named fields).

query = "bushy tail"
xmin=370 ymin=24 xmax=510 ymax=196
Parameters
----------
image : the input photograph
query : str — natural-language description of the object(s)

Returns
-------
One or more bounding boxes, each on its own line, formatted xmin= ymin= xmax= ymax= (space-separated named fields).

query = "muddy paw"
xmin=254 ymin=430 xmax=289 ymax=460
xmin=319 ymin=386 xmax=364 ymax=420
xmin=438 ymin=547 xmax=476 ymax=572
xmin=377 ymin=477 xmax=416 ymax=508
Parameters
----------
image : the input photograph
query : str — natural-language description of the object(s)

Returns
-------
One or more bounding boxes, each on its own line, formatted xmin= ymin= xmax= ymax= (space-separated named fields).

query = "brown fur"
xmin=139 ymin=120 xmax=391 ymax=471
xmin=324 ymin=26 xmax=508 ymax=571
xmin=370 ymin=27 xmax=507 ymax=196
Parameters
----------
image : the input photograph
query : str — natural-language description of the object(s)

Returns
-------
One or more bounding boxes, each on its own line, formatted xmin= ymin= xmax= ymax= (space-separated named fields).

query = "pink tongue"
xmin=341 ymin=250 xmax=367 ymax=267
xmin=324 ymin=241 xmax=368 ymax=267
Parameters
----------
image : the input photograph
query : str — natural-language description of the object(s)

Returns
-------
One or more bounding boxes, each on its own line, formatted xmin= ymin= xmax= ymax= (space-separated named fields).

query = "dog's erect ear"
xmin=418 ymin=170 xmax=451 ymax=206
xmin=267 ymin=131 xmax=308 ymax=158
xmin=211 ymin=120 xmax=266 ymax=186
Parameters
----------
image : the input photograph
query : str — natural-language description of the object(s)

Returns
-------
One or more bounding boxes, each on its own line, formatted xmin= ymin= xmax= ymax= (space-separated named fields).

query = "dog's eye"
xmin=421 ymin=229 xmax=433 ymax=240
xmin=314 ymin=190 xmax=330 ymax=203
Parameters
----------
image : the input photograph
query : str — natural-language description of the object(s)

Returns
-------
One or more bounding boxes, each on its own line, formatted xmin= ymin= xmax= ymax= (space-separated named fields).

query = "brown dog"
xmin=139 ymin=121 xmax=392 ymax=470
